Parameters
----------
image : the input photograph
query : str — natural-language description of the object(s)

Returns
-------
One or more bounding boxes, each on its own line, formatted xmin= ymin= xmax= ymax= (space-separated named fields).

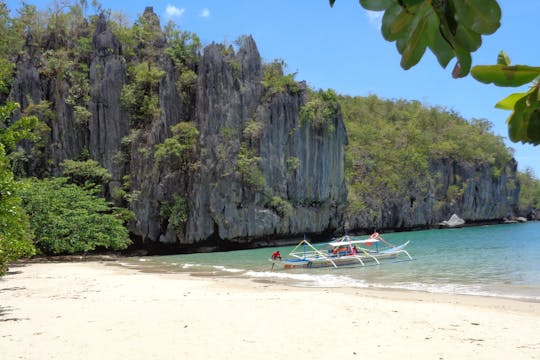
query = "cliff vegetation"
xmin=0 ymin=1 xmax=539 ymax=272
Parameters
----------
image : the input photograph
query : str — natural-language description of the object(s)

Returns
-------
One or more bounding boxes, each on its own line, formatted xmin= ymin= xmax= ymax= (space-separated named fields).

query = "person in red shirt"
xmin=271 ymin=251 xmax=282 ymax=260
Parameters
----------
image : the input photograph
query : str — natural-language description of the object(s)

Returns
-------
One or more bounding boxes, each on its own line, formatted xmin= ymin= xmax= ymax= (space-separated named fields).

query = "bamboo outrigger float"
xmin=271 ymin=233 xmax=412 ymax=270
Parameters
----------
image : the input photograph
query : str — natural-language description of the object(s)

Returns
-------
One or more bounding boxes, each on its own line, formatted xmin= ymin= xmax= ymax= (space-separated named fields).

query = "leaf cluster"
xmin=60 ymin=159 xmax=112 ymax=187
xmin=472 ymin=52 xmax=540 ymax=144
xmin=261 ymin=60 xmax=301 ymax=99
xmin=0 ymin=143 xmax=35 ymax=275
xmin=268 ymin=196 xmax=293 ymax=218
xmin=237 ymin=144 xmax=265 ymax=190
xmin=18 ymin=177 xmax=131 ymax=255
xmin=154 ymin=121 xmax=199 ymax=169
xmin=331 ymin=0 xmax=501 ymax=78
xmin=300 ymin=88 xmax=339 ymax=133
xmin=159 ymin=195 xmax=188 ymax=234
xmin=121 ymin=61 xmax=165 ymax=126
xmin=0 ymin=102 xmax=41 ymax=152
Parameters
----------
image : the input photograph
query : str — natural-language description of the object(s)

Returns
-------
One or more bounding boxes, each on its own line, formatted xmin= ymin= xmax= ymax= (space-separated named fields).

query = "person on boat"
xmin=271 ymin=251 xmax=282 ymax=261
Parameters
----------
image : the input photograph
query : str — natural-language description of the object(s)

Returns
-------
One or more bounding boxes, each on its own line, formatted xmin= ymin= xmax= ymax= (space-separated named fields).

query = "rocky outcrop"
xmin=186 ymin=37 xmax=348 ymax=244
xmin=439 ymin=214 xmax=465 ymax=228
xmin=6 ymin=7 xmax=521 ymax=252
xmin=88 ymin=13 xmax=129 ymax=176
xmin=346 ymin=158 xmax=519 ymax=230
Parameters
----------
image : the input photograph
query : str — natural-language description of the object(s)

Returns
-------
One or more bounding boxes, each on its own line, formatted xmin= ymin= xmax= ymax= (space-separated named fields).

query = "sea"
xmin=122 ymin=222 xmax=540 ymax=301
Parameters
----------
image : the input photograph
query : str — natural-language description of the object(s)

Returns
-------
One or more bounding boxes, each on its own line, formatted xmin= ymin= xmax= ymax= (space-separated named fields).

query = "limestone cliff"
xmin=187 ymin=38 xmax=347 ymax=244
xmin=346 ymin=158 xmax=519 ymax=230
xmin=6 ymin=7 xmax=520 ymax=252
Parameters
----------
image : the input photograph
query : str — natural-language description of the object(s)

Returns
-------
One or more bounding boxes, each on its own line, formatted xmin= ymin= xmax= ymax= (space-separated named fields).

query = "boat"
xmin=271 ymin=233 xmax=412 ymax=269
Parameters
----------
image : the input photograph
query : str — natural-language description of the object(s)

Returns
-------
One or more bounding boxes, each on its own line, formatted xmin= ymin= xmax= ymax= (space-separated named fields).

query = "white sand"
xmin=1 ymin=262 xmax=539 ymax=360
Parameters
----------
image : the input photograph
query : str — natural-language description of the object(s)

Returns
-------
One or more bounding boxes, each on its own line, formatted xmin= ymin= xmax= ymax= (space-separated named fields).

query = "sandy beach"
xmin=1 ymin=262 xmax=539 ymax=360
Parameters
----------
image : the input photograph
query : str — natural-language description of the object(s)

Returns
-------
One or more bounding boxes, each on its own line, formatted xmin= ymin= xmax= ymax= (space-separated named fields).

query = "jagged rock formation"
xmin=7 ymin=7 xmax=520 ymax=251
xmin=89 ymin=13 xmax=129 ymax=177
xmin=187 ymin=38 xmax=347 ymax=244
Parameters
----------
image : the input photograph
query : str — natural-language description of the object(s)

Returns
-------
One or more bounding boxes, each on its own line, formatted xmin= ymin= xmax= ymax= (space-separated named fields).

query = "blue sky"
xmin=6 ymin=0 xmax=540 ymax=176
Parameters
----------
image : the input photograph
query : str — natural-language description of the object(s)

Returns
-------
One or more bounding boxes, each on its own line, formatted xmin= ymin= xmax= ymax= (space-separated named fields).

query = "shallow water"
xmin=122 ymin=222 xmax=540 ymax=300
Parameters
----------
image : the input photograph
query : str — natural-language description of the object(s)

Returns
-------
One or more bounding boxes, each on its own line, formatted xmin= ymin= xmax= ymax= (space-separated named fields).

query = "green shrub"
xmin=286 ymin=157 xmax=300 ymax=173
xmin=121 ymin=62 xmax=165 ymax=126
xmin=0 ymin=144 xmax=35 ymax=275
xmin=243 ymin=119 xmax=263 ymax=143
xmin=60 ymin=159 xmax=112 ymax=187
xmin=237 ymin=145 xmax=265 ymax=190
xmin=268 ymin=196 xmax=293 ymax=218
xmin=300 ymin=89 xmax=339 ymax=132
xmin=160 ymin=195 xmax=188 ymax=234
xmin=261 ymin=60 xmax=300 ymax=99
xmin=154 ymin=122 xmax=199 ymax=167
xmin=18 ymin=177 xmax=131 ymax=255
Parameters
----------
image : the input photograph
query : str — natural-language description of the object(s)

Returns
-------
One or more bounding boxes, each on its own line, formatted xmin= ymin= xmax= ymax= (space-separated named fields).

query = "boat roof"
xmin=328 ymin=238 xmax=380 ymax=247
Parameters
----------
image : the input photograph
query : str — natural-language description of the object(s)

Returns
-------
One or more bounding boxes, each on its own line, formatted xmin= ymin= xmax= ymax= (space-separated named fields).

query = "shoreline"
xmin=18 ymin=252 xmax=540 ymax=303
xmin=2 ymin=261 xmax=540 ymax=360
xmin=19 ymin=220 xmax=538 ymax=258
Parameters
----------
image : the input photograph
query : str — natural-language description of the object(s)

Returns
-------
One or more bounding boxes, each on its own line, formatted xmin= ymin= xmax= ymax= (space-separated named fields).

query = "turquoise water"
xmin=127 ymin=222 xmax=540 ymax=300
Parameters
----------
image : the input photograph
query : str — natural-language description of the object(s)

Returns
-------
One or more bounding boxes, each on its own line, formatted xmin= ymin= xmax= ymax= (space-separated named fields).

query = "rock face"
xmin=187 ymin=38 xmax=348 ymax=244
xmin=7 ymin=8 xmax=520 ymax=251
xmin=88 ymin=13 xmax=129 ymax=177
xmin=346 ymin=158 xmax=519 ymax=230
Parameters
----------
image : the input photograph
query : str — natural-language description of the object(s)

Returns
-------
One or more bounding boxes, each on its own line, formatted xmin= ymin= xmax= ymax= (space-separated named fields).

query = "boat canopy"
xmin=328 ymin=238 xmax=380 ymax=247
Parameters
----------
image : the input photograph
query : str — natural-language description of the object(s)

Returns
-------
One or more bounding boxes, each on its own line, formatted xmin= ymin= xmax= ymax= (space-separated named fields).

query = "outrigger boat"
xmin=271 ymin=233 xmax=412 ymax=269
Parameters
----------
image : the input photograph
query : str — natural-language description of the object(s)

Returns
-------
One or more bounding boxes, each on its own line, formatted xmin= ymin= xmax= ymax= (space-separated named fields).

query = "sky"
xmin=5 ymin=0 xmax=540 ymax=177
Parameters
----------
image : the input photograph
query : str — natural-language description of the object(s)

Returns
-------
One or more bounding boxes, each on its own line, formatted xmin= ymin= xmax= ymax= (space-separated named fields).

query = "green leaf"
xmin=396 ymin=37 xmax=407 ymax=54
xmin=329 ymin=0 xmax=336 ymax=7
xmin=528 ymin=109 xmax=540 ymax=143
xmin=401 ymin=0 xmax=425 ymax=6
xmin=387 ymin=7 xmax=415 ymax=41
xmin=400 ymin=5 xmax=431 ymax=70
xmin=497 ymin=51 xmax=511 ymax=66
xmin=426 ymin=13 xmax=454 ymax=69
xmin=453 ymin=46 xmax=472 ymax=78
xmin=359 ymin=0 xmax=395 ymax=11
xmin=495 ymin=92 xmax=529 ymax=110
xmin=505 ymin=88 xmax=540 ymax=144
xmin=507 ymin=95 xmax=530 ymax=142
xmin=452 ymin=0 xmax=501 ymax=35
xmin=471 ymin=65 xmax=540 ymax=87
xmin=381 ymin=4 xmax=405 ymax=41
xmin=454 ymin=24 xmax=482 ymax=52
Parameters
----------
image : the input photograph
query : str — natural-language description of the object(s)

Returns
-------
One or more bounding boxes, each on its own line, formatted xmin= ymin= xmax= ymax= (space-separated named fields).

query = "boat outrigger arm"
xmin=288 ymin=240 xmax=339 ymax=268
xmin=328 ymin=237 xmax=413 ymax=265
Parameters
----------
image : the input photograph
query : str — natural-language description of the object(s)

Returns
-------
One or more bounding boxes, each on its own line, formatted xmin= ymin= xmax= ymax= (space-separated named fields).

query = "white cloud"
xmin=166 ymin=5 xmax=185 ymax=18
xmin=365 ymin=10 xmax=383 ymax=29
xmin=200 ymin=8 xmax=210 ymax=18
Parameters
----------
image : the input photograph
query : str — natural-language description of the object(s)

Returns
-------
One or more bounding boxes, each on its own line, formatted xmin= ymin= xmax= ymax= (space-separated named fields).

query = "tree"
xmin=0 ymin=142 xmax=35 ymax=275
xmin=329 ymin=0 xmax=540 ymax=145
xmin=0 ymin=102 xmax=40 ymax=275
xmin=18 ymin=177 xmax=131 ymax=255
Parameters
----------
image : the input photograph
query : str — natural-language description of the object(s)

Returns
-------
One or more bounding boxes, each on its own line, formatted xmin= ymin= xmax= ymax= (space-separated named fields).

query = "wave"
xmin=212 ymin=265 xmax=244 ymax=273
xmin=244 ymin=270 xmax=369 ymax=288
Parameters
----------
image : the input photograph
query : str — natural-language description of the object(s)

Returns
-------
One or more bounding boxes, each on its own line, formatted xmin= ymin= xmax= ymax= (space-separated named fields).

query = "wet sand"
xmin=1 ymin=261 xmax=539 ymax=360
